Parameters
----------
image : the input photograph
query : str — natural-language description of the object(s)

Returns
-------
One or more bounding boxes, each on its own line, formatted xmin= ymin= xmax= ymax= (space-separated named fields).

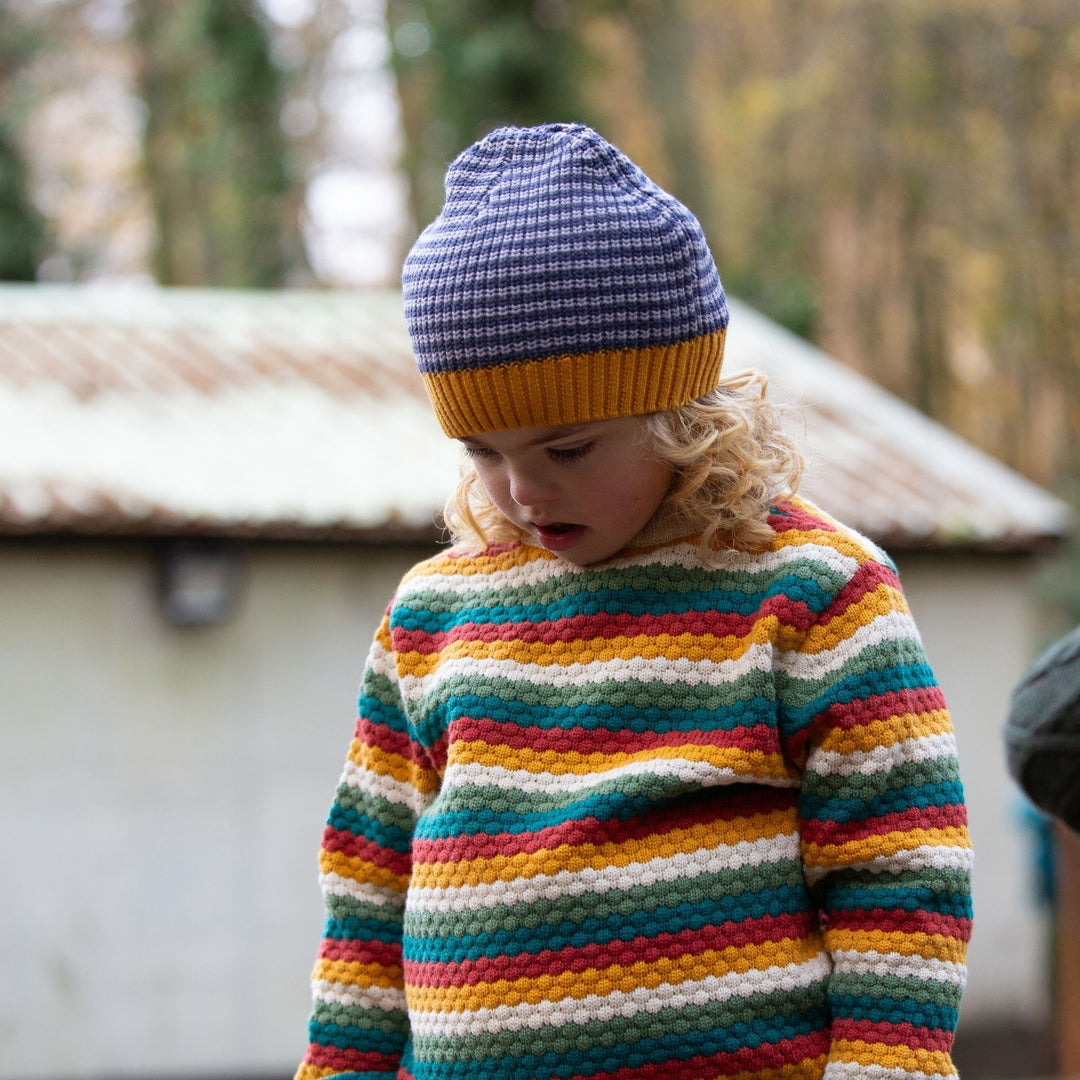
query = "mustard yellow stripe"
xmin=452 ymin=739 xmax=796 ymax=780
xmin=800 ymin=583 xmax=910 ymax=653
xmin=373 ymin=615 xmax=393 ymax=650
xmin=726 ymin=1061 xmax=828 ymax=1080
xmin=312 ymin=957 xmax=403 ymax=990
xmin=831 ymin=1040 xmax=957 ymax=1076
xmin=411 ymin=809 xmax=798 ymax=888
xmin=318 ymin=849 xmax=410 ymax=893
xmin=825 ymin=928 xmax=968 ymax=965
xmin=297 ymin=1065 xmax=349 ymax=1080
xmin=817 ymin=710 xmax=954 ymax=754
xmin=803 ymin=826 xmax=971 ymax=870
xmin=773 ymin=524 xmax=885 ymax=565
xmin=346 ymin=738 xmax=439 ymax=794
xmin=396 ymin=628 xmax=770 ymax=678
xmin=408 ymin=936 xmax=822 ymax=1013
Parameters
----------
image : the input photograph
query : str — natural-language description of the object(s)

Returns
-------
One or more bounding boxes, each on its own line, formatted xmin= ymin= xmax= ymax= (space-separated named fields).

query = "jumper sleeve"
xmin=296 ymin=609 xmax=438 ymax=1080
xmin=776 ymin=544 xmax=973 ymax=1080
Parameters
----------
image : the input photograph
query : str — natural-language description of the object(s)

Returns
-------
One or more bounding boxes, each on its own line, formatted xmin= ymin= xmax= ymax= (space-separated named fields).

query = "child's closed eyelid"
xmin=462 ymin=444 xmax=498 ymax=460
xmin=547 ymin=442 xmax=594 ymax=462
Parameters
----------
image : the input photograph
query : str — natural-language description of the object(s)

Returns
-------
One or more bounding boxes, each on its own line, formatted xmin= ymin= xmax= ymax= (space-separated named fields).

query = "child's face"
xmin=460 ymin=415 xmax=674 ymax=565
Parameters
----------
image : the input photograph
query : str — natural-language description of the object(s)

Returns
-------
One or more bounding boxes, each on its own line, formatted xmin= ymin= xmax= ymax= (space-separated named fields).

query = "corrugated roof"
xmin=0 ymin=284 xmax=1071 ymax=549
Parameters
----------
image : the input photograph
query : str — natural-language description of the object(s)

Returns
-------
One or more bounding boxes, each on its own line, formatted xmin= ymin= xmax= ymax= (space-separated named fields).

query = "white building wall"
xmin=897 ymin=552 xmax=1052 ymax=1027
xmin=0 ymin=542 xmax=1054 ymax=1079
xmin=0 ymin=540 xmax=434 ymax=1080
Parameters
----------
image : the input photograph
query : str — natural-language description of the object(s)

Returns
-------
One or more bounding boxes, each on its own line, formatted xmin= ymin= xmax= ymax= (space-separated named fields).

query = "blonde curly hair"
xmin=442 ymin=369 xmax=803 ymax=558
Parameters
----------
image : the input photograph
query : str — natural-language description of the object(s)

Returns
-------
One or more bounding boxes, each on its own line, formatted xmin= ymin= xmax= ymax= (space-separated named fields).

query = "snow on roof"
xmin=0 ymin=284 xmax=1071 ymax=549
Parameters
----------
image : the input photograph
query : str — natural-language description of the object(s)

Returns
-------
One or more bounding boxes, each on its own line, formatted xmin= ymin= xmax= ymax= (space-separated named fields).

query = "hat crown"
xmin=402 ymin=124 xmax=728 ymax=436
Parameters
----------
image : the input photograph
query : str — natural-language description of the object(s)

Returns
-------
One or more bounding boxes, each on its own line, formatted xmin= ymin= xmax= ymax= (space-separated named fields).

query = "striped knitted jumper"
xmin=296 ymin=497 xmax=972 ymax=1080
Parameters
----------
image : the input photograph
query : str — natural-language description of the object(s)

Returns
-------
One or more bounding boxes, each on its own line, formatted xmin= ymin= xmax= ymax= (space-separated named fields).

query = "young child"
xmin=295 ymin=123 xmax=972 ymax=1080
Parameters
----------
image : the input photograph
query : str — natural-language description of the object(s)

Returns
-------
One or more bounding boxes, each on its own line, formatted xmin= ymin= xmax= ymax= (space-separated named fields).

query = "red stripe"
xmin=449 ymin=715 xmax=781 ymax=755
xmin=820 ymin=686 xmax=948 ymax=730
xmin=831 ymin=1017 xmax=954 ymax=1053
xmin=356 ymin=719 xmax=414 ymax=757
xmin=403 ymin=912 xmax=814 ymax=987
xmin=819 ymin=560 xmax=901 ymax=620
xmin=412 ymin=788 xmax=797 ymax=864
xmin=769 ymin=501 xmax=838 ymax=535
xmin=827 ymin=907 xmax=973 ymax=942
xmin=322 ymin=826 xmax=412 ymax=876
xmin=306 ymin=1044 xmax=397 ymax=1073
xmin=801 ymin=802 xmax=968 ymax=848
xmin=391 ymin=604 xmax=825 ymax=656
xmin=784 ymin=686 xmax=949 ymax=760
xmin=318 ymin=936 xmax=401 ymax=967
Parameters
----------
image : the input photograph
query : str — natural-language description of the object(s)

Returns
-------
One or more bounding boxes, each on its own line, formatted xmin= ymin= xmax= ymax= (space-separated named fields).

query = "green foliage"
xmin=388 ymin=0 xmax=595 ymax=232
xmin=0 ymin=0 xmax=45 ymax=281
xmin=132 ymin=0 xmax=305 ymax=286
xmin=0 ymin=125 xmax=45 ymax=281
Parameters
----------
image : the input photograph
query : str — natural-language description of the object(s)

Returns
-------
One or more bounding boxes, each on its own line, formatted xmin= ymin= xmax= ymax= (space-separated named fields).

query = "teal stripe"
xmin=403 ymin=887 xmax=809 ymax=961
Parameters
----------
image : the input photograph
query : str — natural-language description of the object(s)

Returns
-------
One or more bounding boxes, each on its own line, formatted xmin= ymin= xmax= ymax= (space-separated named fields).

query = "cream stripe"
xmin=831 ymin=949 xmax=967 ymax=988
xmin=400 ymin=537 xmax=863 ymax=596
xmin=803 ymin=843 xmax=974 ymax=884
xmin=319 ymin=870 xmax=405 ymax=908
xmin=443 ymin=753 xmax=798 ymax=792
xmin=407 ymin=955 xmax=832 ymax=1036
xmin=313 ymin=980 xmax=405 ymax=1012
xmin=824 ymin=1063 xmax=954 ymax=1080
xmin=406 ymin=832 xmax=803 ymax=911
xmin=811 ymin=732 xmax=960 ymax=777
xmin=399 ymin=641 xmax=777 ymax=700
xmin=341 ymin=758 xmax=425 ymax=807
xmin=778 ymin=610 xmax=922 ymax=680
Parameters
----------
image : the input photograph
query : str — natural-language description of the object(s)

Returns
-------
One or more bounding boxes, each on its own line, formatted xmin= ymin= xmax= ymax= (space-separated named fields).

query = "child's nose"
xmin=508 ymin=464 xmax=557 ymax=508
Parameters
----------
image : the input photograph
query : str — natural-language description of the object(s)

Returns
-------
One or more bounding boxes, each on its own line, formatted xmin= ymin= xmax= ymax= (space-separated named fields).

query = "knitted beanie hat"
xmin=402 ymin=123 xmax=729 ymax=438
xmin=1004 ymin=625 xmax=1080 ymax=831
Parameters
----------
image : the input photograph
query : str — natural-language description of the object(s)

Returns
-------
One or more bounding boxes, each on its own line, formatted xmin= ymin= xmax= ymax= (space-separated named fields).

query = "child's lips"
xmin=532 ymin=522 xmax=585 ymax=551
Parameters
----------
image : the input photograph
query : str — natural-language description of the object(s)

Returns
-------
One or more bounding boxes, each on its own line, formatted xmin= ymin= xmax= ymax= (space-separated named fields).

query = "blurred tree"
xmin=0 ymin=1 xmax=46 ymax=280
xmin=131 ymin=0 xmax=306 ymax=286
xmin=386 ymin=0 xmax=595 ymax=235
xmin=587 ymin=0 xmax=1080 ymax=501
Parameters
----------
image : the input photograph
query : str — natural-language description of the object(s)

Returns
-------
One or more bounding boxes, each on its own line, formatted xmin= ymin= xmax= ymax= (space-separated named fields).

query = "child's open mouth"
xmin=532 ymin=522 xmax=585 ymax=551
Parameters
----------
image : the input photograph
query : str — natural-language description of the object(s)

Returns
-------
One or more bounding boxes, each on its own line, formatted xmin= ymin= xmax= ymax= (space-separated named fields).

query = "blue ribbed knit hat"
xmin=402 ymin=123 xmax=729 ymax=438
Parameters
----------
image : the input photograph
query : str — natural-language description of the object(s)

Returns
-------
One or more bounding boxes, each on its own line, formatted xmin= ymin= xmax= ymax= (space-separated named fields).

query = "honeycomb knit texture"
xmin=296 ymin=497 xmax=972 ymax=1080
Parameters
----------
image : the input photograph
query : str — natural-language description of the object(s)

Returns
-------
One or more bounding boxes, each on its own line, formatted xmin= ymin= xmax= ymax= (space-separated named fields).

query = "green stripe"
xmin=335 ymin=786 xmax=418 ymax=833
xmin=326 ymin=896 xmax=404 ymax=924
xmin=311 ymin=998 xmax=406 ymax=1034
xmin=411 ymin=979 xmax=827 ymax=1062
xmin=404 ymin=860 xmax=807 ymax=938
xmin=413 ymin=670 xmax=776 ymax=720
xmin=830 ymin=970 xmax=966 ymax=1008
xmin=774 ymin=637 xmax=932 ymax=708
xmin=802 ymin=755 xmax=963 ymax=801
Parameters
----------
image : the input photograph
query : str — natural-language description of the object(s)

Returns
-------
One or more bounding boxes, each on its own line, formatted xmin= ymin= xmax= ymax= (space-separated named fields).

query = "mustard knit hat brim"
xmin=403 ymin=124 xmax=729 ymax=437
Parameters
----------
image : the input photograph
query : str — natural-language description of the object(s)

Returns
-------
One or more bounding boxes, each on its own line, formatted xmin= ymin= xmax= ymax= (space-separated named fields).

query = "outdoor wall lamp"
xmin=158 ymin=539 xmax=244 ymax=627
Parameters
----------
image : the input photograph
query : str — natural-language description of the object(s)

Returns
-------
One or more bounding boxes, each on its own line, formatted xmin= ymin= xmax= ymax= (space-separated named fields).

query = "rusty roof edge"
xmin=726 ymin=299 xmax=1076 ymax=543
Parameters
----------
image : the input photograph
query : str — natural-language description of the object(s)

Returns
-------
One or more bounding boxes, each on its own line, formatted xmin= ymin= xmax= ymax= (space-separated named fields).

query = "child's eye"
xmin=462 ymin=445 xmax=498 ymax=460
xmin=548 ymin=442 xmax=594 ymax=463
